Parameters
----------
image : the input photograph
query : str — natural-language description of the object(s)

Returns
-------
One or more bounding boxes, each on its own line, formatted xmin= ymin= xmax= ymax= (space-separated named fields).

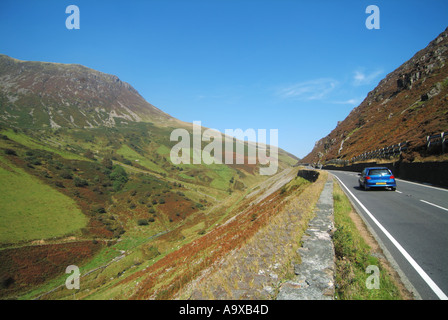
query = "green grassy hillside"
xmin=0 ymin=123 xmax=298 ymax=299
xmin=0 ymin=155 xmax=87 ymax=244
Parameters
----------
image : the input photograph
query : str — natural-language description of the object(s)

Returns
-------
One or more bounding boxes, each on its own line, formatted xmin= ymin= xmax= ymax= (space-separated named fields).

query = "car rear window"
xmin=368 ymin=169 xmax=391 ymax=176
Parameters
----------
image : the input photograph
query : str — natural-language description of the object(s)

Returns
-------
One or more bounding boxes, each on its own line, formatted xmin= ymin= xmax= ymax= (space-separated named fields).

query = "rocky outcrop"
xmin=303 ymin=27 xmax=448 ymax=164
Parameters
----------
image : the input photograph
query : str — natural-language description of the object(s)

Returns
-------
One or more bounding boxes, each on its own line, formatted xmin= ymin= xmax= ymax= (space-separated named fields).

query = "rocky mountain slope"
xmin=0 ymin=54 xmax=178 ymax=129
xmin=303 ymin=27 xmax=448 ymax=164
xmin=0 ymin=54 xmax=296 ymax=165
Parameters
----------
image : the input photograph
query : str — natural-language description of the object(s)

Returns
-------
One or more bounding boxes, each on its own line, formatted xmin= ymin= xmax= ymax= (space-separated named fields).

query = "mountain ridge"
xmin=0 ymin=54 xmax=298 ymax=161
xmin=0 ymin=54 xmax=182 ymax=129
xmin=302 ymin=27 xmax=448 ymax=164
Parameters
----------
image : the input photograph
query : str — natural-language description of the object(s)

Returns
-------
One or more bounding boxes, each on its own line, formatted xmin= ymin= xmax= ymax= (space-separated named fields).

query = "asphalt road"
xmin=329 ymin=170 xmax=448 ymax=300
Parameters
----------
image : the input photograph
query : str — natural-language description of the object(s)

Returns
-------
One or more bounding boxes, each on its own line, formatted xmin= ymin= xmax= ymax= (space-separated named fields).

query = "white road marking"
xmin=334 ymin=175 xmax=448 ymax=300
xmin=395 ymin=190 xmax=403 ymax=194
xmin=420 ymin=200 xmax=448 ymax=212
xmin=334 ymin=171 xmax=448 ymax=192
xmin=396 ymin=178 xmax=448 ymax=192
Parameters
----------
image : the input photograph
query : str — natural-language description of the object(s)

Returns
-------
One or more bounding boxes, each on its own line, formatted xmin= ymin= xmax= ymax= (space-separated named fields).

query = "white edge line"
xmin=420 ymin=200 xmax=448 ymax=212
xmin=334 ymin=171 xmax=448 ymax=192
xmin=395 ymin=178 xmax=448 ymax=192
xmin=334 ymin=175 xmax=448 ymax=300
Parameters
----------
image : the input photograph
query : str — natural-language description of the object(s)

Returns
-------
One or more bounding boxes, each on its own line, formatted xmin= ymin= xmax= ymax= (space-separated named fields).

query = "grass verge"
xmin=332 ymin=180 xmax=406 ymax=300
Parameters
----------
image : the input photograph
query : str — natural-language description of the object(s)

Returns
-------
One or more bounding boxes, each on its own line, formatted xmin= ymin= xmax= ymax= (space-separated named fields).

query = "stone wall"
xmin=297 ymin=169 xmax=320 ymax=182
xmin=277 ymin=177 xmax=335 ymax=300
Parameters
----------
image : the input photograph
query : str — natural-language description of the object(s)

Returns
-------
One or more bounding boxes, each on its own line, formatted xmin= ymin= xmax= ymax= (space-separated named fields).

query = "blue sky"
xmin=1 ymin=0 xmax=447 ymax=158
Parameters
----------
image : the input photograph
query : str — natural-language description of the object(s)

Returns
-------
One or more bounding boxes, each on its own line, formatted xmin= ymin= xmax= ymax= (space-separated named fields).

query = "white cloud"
xmin=332 ymin=98 xmax=362 ymax=106
xmin=277 ymin=78 xmax=338 ymax=101
xmin=353 ymin=69 xmax=383 ymax=86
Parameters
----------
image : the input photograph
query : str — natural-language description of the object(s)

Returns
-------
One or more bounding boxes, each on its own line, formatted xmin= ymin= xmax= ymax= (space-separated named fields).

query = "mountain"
xmin=0 ymin=54 xmax=299 ymax=299
xmin=0 ymin=53 xmax=296 ymax=167
xmin=302 ymin=27 xmax=448 ymax=164
xmin=0 ymin=54 xmax=179 ymax=129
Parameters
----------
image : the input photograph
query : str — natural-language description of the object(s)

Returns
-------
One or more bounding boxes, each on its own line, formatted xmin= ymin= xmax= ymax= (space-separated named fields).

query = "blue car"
xmin=358 ymin=167 xmax=397 ymax=191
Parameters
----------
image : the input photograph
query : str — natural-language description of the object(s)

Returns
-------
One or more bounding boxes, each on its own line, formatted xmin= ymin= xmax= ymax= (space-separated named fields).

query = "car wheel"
xmin=390 ymin=187 xmax=396 ymax=191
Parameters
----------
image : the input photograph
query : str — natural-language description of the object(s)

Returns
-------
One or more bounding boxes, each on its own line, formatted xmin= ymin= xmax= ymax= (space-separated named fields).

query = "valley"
xmin=1 ymin=25 xmax=447 ymax=300
xmin=0 ymin=58 xmax=299 ymax=299
xmin=0 ymin=122 xmax=303 ymax=299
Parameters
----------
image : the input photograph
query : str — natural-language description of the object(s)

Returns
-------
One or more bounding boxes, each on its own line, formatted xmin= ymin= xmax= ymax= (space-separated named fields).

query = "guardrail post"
xmin=442 ymin=132 xmax=446 ymax=154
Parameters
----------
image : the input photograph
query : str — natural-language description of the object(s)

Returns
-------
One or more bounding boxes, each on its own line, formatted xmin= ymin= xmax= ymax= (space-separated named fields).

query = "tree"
xmin=101 ymin=157 xmax=113 ymax=170
xmin=109 ymin=165 xmax=128 ymax=191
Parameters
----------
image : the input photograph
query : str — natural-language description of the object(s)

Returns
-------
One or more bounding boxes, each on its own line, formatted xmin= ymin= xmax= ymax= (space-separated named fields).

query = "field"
xmin=0 ymin=155 xmax=87 ymax=244
xmin=1 ymin=129 xmax=87 ymax=161
xmin=117 ymin=144 xmax=166 ymax=174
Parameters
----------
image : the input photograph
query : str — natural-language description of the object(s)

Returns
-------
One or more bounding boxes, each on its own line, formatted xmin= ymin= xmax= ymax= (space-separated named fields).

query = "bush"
xmin=74 ymin=176 xmax=88 ymax=187
xmin=110 ymin=165 xmax=128 ymax=182
xmin=55 ymin=181 xmax=65 ymax=188
xmin=196 ymin=203 xmax=204 ymax=209
xmin=30 ymin=158 xmax=42 ymax=165
xmin=112 ymin=180 xmax=123 ymax=192
xmin=4 ymin=149 xmax=17 ymax=156
xmin=110 ymin=165 xmax=128 ymax=191
xmin=1 ymin=277 xmax=15 ymax=289
xmin=95 ymin=207 xmax=106 ymax=214
xmin=137 ymin=219 xmax=149 ymax=226
xmin=84 ymin=150 xmax=95 ymax=160
xmin=60 ymin=171 xmax=73 ymax=179
xmin=123 ymin=159 xmax=133 ymax=166
xmin=101 ymin=157 xmax=113 ymax=170
xmin=113 ymin=226 xmax=125 ymax=238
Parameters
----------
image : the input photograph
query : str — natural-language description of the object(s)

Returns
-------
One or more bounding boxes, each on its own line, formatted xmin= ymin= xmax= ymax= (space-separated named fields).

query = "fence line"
xmin=349 ymin=141 xmax=409 ymax=162
xmin=426 ymin=132 xmax=447 ymax=153
xmin=322 ymin=131 xmax=447 ymax=166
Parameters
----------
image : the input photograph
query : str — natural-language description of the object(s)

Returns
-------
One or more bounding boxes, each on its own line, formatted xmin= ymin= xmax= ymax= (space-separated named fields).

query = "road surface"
xmin=329 ymin=170 xmax=448 ymax=300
